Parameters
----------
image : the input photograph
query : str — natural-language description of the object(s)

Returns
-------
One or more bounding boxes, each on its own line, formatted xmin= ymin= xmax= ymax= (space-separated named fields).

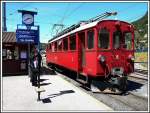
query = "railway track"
xmin=135 ymin=69 xmax=148 ymax=75
xmin=128 ymin=69 xmax=148 ymax=80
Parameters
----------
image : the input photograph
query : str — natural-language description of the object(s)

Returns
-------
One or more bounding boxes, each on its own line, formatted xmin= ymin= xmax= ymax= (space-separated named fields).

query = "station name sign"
xmin=16 ymin=29 xmax=39 ymax=44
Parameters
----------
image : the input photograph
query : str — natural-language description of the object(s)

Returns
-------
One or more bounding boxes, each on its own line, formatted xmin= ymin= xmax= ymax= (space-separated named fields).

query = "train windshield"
xmin=123 ymin=32 xmax=133 ymax=50
xmin=113 ymin=30 xmax=122 ymax=49
xmin=98 ymin=28 xmax=110 ymax=49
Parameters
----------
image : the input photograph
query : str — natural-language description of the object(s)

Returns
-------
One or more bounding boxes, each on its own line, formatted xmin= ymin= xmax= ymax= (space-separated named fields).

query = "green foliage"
xmin=132 ymin=12 xmax=148 ymax=50
xmin=135 ymin=52 xmax=147 ymax=62
xmin=132 ymin=12 xmax=148 ymax=37
xmin=40 ymin=43 xmax=47 ymax=50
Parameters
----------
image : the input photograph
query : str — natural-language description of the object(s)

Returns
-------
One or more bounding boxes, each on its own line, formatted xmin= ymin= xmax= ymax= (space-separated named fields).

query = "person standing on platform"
xmin=30 ymin=47 xmax=42 ymax=86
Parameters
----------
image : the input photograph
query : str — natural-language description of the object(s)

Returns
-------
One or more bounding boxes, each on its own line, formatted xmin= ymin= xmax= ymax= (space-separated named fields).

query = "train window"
xmin=54 ymin=41 xmax=57 ymax=51
xmin=63 ymin=38 xmax=68 ymax=51
xmin=58 ymin=40 xmax=62 ymax=51
xmin=124 ymin=32 xmax=132 ymax=50
xmin=87 ymin=30 xmax=94 ymax=49
xmin=113 ymin=30 xmax=122 ymax=49
xmin=52 ymin=43 xmax=55 ymax=52
xmin=49 ymin=44 xmax=51 ymax=50
xmin=98 ymin=28 xmax=109 ymax=49
xmin=70 ymin=35 xmax=76 ymax=50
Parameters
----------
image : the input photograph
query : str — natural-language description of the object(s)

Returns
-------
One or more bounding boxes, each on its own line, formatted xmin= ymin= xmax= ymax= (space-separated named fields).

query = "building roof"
xmin=2 ymin=32 xmax=16 ymax=43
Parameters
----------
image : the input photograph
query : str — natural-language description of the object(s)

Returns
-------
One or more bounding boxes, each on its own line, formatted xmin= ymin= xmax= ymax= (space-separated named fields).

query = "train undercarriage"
xmin=47 ymin=63 xmax=128 ymax=94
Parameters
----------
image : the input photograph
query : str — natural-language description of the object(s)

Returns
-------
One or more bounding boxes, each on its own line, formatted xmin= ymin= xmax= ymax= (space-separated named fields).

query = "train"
xmin=46 ymin=12 xmax=135 ymax=92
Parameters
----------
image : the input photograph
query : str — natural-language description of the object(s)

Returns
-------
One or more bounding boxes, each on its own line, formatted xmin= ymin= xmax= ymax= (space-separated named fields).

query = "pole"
xmin=37 ymin=26 xmax=40 ymax=101
xmin=3 ymin=2 xmax=7 ymax=31
xmin=28 ymin=43 xmax=31 ymax=77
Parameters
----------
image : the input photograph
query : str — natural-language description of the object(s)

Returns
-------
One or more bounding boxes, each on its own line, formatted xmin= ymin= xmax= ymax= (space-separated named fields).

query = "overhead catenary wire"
xmin=51 ymin=3 xmax=84 ymax=37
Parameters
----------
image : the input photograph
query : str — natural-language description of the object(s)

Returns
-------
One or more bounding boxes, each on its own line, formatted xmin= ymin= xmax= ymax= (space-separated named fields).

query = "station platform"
xmin=2 ymin=73 xmax=113 ymax=111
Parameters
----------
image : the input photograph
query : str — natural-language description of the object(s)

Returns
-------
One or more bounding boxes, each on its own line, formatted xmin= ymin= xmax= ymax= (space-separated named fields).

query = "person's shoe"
xmin=32 ymin=83 xmax=37 ymax=86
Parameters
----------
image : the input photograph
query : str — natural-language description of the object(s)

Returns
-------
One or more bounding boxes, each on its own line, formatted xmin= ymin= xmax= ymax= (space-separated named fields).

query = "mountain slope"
xmin=132 ymin=12 xmax=148 ymax=50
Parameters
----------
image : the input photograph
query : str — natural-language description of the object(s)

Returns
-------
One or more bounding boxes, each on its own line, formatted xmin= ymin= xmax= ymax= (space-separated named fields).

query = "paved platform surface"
xmin=2 ymin=74 xmax=113 ymax=111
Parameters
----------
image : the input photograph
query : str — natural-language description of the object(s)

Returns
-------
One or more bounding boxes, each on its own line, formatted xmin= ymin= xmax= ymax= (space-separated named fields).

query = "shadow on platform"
xmin=40 ymin=82 xmax=51 ymax=86
xmin=80 ymin=79 xmax=144 ymax=95
xmin=127 ymin=80 xmax=143 ymax=91
xmin=40 ymin=78 xmax=49 ymax=82
xmin=40 ymin=66 xmax=56 ymax=75
xmin=42 ymin=90 xmax=75 ymax=103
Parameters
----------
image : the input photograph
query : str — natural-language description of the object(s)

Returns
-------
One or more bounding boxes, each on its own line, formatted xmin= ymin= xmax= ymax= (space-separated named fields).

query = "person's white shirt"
xmin=33 ymin=60 xmax=38 ymax=68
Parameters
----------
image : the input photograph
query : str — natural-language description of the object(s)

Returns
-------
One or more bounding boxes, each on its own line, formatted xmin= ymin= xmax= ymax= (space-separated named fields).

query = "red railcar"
xmin=46 ymin=12 xmax=134 ymax=92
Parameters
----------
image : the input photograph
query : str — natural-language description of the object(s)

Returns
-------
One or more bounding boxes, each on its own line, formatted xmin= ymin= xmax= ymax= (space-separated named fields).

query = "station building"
xmin=2 ymin=31 xmax=33 ymax=75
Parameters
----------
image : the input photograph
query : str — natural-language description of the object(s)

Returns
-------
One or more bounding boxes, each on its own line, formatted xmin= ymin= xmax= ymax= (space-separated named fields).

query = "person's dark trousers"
xmin=32 ymin=72 xmax=38 ymax=86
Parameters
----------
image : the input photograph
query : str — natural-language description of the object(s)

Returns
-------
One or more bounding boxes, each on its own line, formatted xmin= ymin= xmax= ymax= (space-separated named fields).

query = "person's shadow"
xmin=40 ymin=66 xmax=56 ymax=75
xmin=42 ymin=90 xmax=75 ymax=103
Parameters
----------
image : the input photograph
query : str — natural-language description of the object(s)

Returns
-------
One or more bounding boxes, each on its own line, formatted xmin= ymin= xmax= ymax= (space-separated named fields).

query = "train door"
xmin=78 ymin=32 xmax=86 ymax=72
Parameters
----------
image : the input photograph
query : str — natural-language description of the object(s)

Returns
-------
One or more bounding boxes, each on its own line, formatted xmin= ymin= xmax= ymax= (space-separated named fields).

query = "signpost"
xmin=16 ymin=28 xmax=39 ymax=44
xmin=17 ymin=10 xmax=43 ymax=101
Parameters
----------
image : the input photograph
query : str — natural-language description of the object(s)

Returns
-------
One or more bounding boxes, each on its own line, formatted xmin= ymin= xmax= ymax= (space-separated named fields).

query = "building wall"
xmin=2 ymin=43 xmax=33 ymax=75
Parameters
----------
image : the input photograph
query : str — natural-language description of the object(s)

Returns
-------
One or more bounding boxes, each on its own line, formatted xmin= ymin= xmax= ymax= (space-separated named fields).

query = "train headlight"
xmin=131 ymin=56 xmax=135 ymax=61
xmin=128 ymin=54 xmax=134 ymax=61
xmin=98 ymin=55 xmax=106 ymax=63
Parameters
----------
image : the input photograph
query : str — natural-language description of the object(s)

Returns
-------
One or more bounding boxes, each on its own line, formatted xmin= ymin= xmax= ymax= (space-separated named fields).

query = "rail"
xmin=129 ymin=69 xmax=148 ymax=80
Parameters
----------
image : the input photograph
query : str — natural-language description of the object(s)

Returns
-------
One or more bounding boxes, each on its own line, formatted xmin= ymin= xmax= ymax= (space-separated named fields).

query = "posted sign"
xmin=16 ymin=29 xmax=39 ymax=44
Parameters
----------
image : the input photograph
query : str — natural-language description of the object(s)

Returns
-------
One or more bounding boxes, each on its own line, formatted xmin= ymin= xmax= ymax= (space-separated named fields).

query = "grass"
xmin=135 ymin=52 xmax=148 ymax=63
xmin=135 ymin=52 xmax=148 ymax=68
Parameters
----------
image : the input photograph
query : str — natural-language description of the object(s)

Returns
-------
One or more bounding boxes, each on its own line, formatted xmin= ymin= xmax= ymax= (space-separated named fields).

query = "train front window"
xmin=113 ymin=30 xmax=121 ymax=49
xmin=124 ymin=32 xmax=132 ymax=50
xmin=98 ymin=28 xmax=110 ymax=49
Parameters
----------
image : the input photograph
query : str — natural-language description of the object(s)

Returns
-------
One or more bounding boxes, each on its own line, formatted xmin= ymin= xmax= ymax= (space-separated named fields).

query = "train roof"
xmin=48 ymin=20 xmax=99 ymax=43
xmin=48 ymin=19 xmax=132 ymax=43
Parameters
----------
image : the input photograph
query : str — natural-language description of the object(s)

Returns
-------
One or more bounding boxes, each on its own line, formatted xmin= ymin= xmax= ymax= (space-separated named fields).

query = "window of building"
xmin=20 ymin=51 xmax=27 ymax=59
xmin=70 ymin=35 xmax=76 ymax=50
xmin=2 ymin=49 xmax=7 ymax=57
xmin=63 ymin=38 xmax=68 ymax=51
xmin=87 ymin=30 xmax=94 ymax=49
xmin=4 ymin=48 xmax=15 ymax=60
xmin=98 ymin=28 xmax=110 ymax=49
xmin=14 ymin=46 xmax=19 ymax=60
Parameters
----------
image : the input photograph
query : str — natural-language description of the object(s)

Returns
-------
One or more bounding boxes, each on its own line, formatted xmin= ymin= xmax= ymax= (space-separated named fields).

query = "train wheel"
xmin=119 ymin=77 xmax=128 ymax=92
xmin=109 ymin=75 xmax=127 ymax=94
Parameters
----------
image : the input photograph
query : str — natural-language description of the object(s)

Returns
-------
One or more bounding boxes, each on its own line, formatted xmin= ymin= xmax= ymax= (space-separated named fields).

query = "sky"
xmin=4 ymin=2 xmax=148 ymax=43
